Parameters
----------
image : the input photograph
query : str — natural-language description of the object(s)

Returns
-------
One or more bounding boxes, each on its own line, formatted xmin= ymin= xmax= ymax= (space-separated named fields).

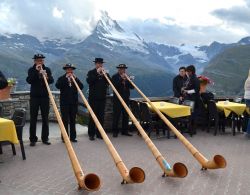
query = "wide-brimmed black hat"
xmin=116 ymin=64 xmax=128 ymax=69
xmin=32 ymin=54 xmax=45 ymax=59
xmin=63 ymin=63 xmax=76 ymax=70
xmin=93 ymin=58 xmax=105 ymax=63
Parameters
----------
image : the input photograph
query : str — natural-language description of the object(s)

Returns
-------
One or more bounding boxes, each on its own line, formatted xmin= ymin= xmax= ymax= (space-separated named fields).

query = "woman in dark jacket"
xmin=183 ymin=65 xmax=200 ymax=103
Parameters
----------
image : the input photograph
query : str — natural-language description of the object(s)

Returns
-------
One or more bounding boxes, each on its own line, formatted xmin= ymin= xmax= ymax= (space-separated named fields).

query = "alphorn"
xmin=71 ymin=76 xmax=145 ymax=184
xmin=125 ymin=74 xmax=227 ymax=170
xmin=40 ymin=69 xmax=101 ymax=191
xmin=102 ymin=70 xmax=188 ymax=178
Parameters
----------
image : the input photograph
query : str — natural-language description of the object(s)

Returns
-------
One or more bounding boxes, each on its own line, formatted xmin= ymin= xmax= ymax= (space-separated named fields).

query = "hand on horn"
xmin=97 ymin=67 xmax=103 ymax=74
xmin=66 ymin=73 xmax=71 ymax=78
xmin=66 ymin=73 xmax=76 ymax=79
xmin=121 ymin=73 xmax=126 ymax=80
xmin=99 ymin=67 xmax=107 ymax=75
xmin=102 ymin=69 xmax=107 ymax=74
xmin=36 ymin=64 xmax=42 ymax=71
xmin=40 ymin=70 xmax=48 ymax=79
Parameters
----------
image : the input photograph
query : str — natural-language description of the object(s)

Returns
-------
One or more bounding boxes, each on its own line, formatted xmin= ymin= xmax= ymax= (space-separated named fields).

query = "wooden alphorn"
xmin=102 ymin=71 xmax=188 ymax=178
xmin=125 ymin=74 xmax=227 ymax=170
xmin=40 ymin=69 xmax=101 ymax=191
xmin=71 ymin=76 xmax=145 ymax=184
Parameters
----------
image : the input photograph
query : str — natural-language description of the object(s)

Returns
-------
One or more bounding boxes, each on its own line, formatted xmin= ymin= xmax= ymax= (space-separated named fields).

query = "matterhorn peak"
xmin=95 ymin=10 xmax=124 ymax=35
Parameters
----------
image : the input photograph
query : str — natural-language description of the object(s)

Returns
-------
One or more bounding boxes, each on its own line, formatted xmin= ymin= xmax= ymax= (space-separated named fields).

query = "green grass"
xmin=203 ymin=45 xmax=250 ymax=96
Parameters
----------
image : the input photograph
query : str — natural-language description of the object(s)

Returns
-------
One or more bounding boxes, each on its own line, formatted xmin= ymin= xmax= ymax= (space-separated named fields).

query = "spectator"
xmin=244 ymin=69 xmax=250 ymax=138
xmin=182 ymin=65 xmax=201 ymax=121
xmin=173 ymin=67 xmax=187 ymax=102
xmin=198 ymin=75 xmax=214 ymax=104
xmin=183 ymin=65 xmax=200 ymax=104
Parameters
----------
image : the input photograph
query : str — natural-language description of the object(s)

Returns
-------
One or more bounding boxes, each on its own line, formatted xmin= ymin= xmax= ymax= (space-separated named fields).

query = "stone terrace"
xmin=0 ymin=123 xmax=250 ymax=195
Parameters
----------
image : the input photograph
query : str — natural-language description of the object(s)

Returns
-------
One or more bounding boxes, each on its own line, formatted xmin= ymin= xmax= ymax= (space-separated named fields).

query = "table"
xmin=147 ymin=101 xmax=191 ymax=118
xmin=0 ymin=118 xmax=19 ymax=144
xmin=216 ymin=101 xmax=246 ymax=117
xmin=216 ymin=101 xmax=247 ymax=135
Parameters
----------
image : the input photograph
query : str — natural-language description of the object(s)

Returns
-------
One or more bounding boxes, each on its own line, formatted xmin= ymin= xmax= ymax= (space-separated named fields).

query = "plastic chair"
xmin=207 ymin=100 xmax=219 ymax=135
xmin=169 ymin=97 xmax=180 ymax=104
xmin=139 ymin=102 xmax=162 ymax=137
xmin=0 ymin=109 xmax=27 ymax=160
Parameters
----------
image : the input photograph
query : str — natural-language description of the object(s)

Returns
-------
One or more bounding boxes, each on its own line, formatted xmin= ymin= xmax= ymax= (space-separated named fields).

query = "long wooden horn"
xmin=102 ymin=70 xmax=188 ymax=178
xmin=40 ymin=69 xmax=101 ymax=191
xmin=125 ymin=74 xmax=227 ymax=170
xmin=71 ymin=76 xmax=145 ymax=184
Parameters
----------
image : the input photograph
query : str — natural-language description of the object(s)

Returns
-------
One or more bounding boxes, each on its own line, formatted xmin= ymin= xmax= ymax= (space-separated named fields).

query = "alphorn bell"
xmin=125 ymin=74 xmax=227 ymax=170
xmin=102 ymin=70 xmax=188 ymax=178
xmin=40 ymin=68 xmax=101 ymax=191
xmin=71 ymin=76 xmax=145 ymax=184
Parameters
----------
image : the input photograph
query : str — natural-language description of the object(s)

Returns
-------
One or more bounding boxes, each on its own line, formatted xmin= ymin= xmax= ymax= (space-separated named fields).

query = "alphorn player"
xmin=86 ymin=58 xmax=110 ymax=141
xmin=26 ymin=54 xmax=54 ymax=146
xmin=56 ymin=63 xmax=83 ymax=143
xmin=112 ymin=64 xmax=134 ymax=137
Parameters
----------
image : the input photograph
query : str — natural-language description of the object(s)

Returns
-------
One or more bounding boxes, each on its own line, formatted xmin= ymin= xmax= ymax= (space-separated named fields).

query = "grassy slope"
xmin=203 ymin=45 xmax=250 ymax=96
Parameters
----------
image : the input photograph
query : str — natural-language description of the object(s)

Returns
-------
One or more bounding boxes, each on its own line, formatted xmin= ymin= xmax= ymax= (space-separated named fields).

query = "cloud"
xmin=0 ymin=0 xmax=249 ymax=45
xmin=0 ymin=0 xmax=99 ymax=40
xmin=212 ymin=6 xmax=250 ymax=25
xmin=211 ymin=0 xmax=250 ymax=34
xmin=120 ymin=18 xmax=246 ymax=45
xmin=52 ymin=7 xmax=64 ymax=19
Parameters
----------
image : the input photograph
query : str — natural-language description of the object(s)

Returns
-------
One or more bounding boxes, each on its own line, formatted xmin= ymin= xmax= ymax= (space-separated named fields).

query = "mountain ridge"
xmin=0 ymin=11 xmax=250 ymax=96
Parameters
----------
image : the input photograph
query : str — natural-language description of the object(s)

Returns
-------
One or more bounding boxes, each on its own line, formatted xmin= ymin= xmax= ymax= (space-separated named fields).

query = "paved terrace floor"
xmin=0 ymin=122 xmax=250 ymax=195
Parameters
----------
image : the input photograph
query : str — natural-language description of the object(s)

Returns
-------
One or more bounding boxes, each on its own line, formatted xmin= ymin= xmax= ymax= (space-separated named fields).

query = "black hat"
xmin=116 ymin=64 xmax=128 ymax=69
xmin=93 ymin=58 xmax=105 ymax=63
xmin=63 ymin=63 xmax=76 ymax=70
xmin=32 ymin=54 xmax=45 ymax=59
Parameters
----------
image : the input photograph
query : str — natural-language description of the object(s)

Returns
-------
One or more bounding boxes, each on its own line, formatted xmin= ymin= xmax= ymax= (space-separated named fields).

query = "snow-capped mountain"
xmin=73 ymin=11 xmax=173 ymax=72
xmin=1 ymin=10 xmax=250 ymax=96
xmin=238 ymin=36 xmax=250 ymax=45
xmin=0 ymin=12 xmax=175 ymax=96
xmin=90 ymin=11 xmax=211 ymax=73
xmin=148 ymin=42 xmax=209 ymax=73
xmin=94 ymin=11 xmax=149 ymax=54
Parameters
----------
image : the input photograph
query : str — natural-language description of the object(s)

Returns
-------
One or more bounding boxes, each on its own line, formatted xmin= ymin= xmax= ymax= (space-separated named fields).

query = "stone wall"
xmin=77 ymin=95 xmax=117 ymax=131
xmin=0 ymin=91 xmax=172 ymax=131
xmin=0 ymin=91 xmax=60 ymax=121
xmin=0 ymin=91 xmax=116 ymax=130
xmin=103 ymin=95 xmax=115 ymax=130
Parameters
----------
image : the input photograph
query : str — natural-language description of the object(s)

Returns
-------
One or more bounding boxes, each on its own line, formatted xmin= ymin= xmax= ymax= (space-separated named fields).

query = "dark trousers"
xmin=60 ymin=104 xmax=77 ymax=140
xmin=88 ymin=99 xmax=106 ymax=138
xmin=245 ymin=99 xmax=250 ymax=134
xmin=29 ymin=97 xmax=49 ymax=142
xmin=112 ymin=99 xmax=129 ymax=134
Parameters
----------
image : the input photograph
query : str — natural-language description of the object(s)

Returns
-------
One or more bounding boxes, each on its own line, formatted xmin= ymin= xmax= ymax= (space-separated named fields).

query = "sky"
xmin=0 ymin=0 xmax=250 ymax=45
